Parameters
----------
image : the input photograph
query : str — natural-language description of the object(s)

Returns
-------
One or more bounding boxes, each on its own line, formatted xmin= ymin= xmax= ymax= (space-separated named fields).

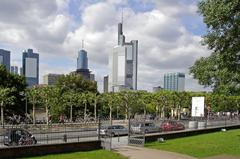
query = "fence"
xmin=0 ymin=121 xmax=100 ymax=148
xmin=0 ymin=116 xmax=240 ymax=149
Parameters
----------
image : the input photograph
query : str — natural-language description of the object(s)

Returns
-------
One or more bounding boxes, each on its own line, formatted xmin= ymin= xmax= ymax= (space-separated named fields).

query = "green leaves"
xmin=191 ymin=0 xmax=240 ymax=95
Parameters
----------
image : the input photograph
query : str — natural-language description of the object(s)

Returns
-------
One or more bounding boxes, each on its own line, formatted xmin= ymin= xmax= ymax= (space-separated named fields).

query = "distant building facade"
xmin=77 ymin=50 xmax=88 ymax=70
xmin=43 ymin=74 xmax=63 ymax=85
xmin=11 ymin=66 xmax=18 ymax=75
xmin=108 ymin=22 xmax=138 ymax=92
xmin=103 ymin=75 xmax=108 ymax=93
xmin=22 ymin=49 xmax=39 ymax=86
xmin=75 ymin=48 xmax=91 ymax=80
xmin=153 ymin=86 xmax=163 ymax=92
xmin=0 ymin=49 xmax=10 ymax=71
xmin=90 ymin=74 xmax=95 ymax=81
xmin=164 ymin=73 xmax=185 ymax=91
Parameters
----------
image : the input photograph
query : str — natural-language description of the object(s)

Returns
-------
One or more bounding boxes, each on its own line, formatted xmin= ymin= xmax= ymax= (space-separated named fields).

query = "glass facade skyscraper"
xmin=108 ymin=22 xmax=138 ymax=92
xmin=164 ymin=73 xmax=185 ymax=91
xmin=77 ymin=50 xmax=88 ymax=70
xmin=0 ymin=49 xmax=10 ymax=71
xmin=22 ymin=49 xmax=39 ymax=86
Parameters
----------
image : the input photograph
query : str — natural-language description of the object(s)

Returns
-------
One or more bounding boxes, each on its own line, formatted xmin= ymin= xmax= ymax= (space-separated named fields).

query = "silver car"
xmin=98 ymin=125 xmax=128 ymax=137
xmin=131 ymin=122 xmax=161 ymax=134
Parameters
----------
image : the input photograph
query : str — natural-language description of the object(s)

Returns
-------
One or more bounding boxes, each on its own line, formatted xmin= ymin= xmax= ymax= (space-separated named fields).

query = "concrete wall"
xmin=0 ymin=140 xmax=101 ymax=159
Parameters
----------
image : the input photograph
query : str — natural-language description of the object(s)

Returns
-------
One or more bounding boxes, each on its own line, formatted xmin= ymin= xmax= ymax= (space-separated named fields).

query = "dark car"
xmin=3 ymin=128 xmax=37 ymax=146
xmin=160 ymin=120 xmax=185 ymax=132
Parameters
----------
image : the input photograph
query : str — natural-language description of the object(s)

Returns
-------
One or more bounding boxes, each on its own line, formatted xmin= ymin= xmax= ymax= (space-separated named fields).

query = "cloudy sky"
xmin=0 ymin=0 xmax=211 ymax=92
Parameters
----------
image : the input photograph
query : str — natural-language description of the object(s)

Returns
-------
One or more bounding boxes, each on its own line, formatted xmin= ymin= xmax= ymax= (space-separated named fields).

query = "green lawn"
xmin=23 ymin=150 xmax=127 ymax=159
xmin=146 ymin=129 xmax=240 ymax=158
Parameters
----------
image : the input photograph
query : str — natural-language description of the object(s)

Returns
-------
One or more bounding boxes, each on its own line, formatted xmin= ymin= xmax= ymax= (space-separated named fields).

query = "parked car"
xmin=131 ymin=122 xmax=161 ymax=134
xmin=160 ymin=120 xmax=185 ymax=132
xmin=98 ymin=125 xmax=128 ymax=137
xmin=3 ymin=128 xmax=37 ymax=146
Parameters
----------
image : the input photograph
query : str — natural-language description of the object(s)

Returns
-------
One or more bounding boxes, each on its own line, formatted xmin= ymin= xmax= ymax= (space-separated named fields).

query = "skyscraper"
xmin=0 ymin=49 xmax=10 ymax=71
xmin=108 ymin=22 xmax=138 ymax=92
xmin=77 ymin=50 xmax=88 ymax=70
xmin=11 ymin=66 xmax=18 ymax=75
xmin=103 ymin=75 xmax=108 ymax=93
xmin=22 ymin=49 xmax=39 ymax=86
xmin=75 ymin=42 xmax=91 ymax=80
xmin=164 ymin=73 xmax=185 ymax=91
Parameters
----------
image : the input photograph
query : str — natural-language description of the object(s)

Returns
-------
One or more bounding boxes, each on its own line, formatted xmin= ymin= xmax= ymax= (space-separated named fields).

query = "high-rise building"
xmin=0 ymin=49 xmax=10 ymax=71
xmin=108 ymin=22 xmax=138 ymax=92
xmin=22 ymin=49 xmax=39 ymax=86
xmin=43 ymin=73 xmax=63 ymax=85
xmin=75 ymin=45 xmax=91 ymax=80
xmin=164 ymin=73 xmax=185 ymax=91
xmin=11 ymin=66 xmax=18 ymax=75
xmin=103 ymin=75 xmax=108 ymax=93
xmin=77 ymin=50 xmax=88 ymax=70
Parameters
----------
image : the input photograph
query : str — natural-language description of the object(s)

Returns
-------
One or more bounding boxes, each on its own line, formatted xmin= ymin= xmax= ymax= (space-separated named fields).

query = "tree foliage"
xmin=190 ymin=0 xmax=240 ymax=95
xmin=0 ymin=65 xmax=26 ymax=114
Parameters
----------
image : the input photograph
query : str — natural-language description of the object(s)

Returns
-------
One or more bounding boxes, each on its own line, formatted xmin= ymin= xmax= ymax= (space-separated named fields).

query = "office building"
xmin=11 ymin=66 xmax=18 ymax=75
xmin=77 ymin=50 xmax=88 ymax=70
xmin=108 ymin=22 xmax=138 ymax=92
xmin=22 ymin=49 xmax=39 ymax=86
xmin=153 ymin=86 xmax=163 ymax=92
xmin=103 ymin=75 xmax=108 ymax=93
xmin=0 ymin=49 xmax=10 ymax=71
xmin=75 ymin=46 xmax=91 ymax=80
xmin=43 ymin=74 xmax=63 ymax=85
xmin=164 ymin=73 xmax=185 ymax=91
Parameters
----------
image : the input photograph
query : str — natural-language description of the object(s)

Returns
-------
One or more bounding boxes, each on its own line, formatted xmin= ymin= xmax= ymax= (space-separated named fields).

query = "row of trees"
xmin=27 ymin=86 xmax=240 ymax=123
xmin=0 ymin=64 xmax=240 ymax=125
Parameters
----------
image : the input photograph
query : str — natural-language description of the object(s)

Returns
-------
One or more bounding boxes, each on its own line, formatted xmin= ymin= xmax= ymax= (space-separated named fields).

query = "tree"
xmin=27 ymin=86 xmax=41 ymax=125
xmin=0 ymin=65 xmax=26 ymax=115
xmin=55 ymin=73 xmax=97 ymax=93
xmin=190 ymin=0 xmax=240 ymax=95
xmin=0 ymin=87 xmax=15 ymax=127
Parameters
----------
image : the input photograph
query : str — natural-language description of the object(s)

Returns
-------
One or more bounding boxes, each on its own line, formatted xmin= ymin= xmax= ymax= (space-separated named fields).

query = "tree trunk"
xmin=161 ymin=106 xmax=165 ymax=119
xmin=109 ymin=104 xmax=112 ymax=125
xmin=33 ymin=102 xmax=36 ymax=125
xmin=84 ymin=102 xmax=87 ymax=120
xmin=1 ymin=102 xmax=4 ymax=128
xmin=46 ymin=105 xmax=49 ymax=125
xmin=177 ymin=106 xmax=181 ymax=121
xmin=70 ymin=105 xmax=73 ymax=122
xmin=94 ymin=98 xmax=97 ymax=121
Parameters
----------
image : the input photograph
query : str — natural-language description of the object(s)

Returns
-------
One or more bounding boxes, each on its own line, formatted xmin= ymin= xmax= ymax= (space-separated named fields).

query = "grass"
xmin=145 ymin=129 xmax=240 ymax=158
xmin=23 ymin=150 xmax=127 ymax=159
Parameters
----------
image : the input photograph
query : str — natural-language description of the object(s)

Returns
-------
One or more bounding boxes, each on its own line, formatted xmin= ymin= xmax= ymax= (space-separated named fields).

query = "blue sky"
xmin=0 ymin=0 xmax=210 ymax=92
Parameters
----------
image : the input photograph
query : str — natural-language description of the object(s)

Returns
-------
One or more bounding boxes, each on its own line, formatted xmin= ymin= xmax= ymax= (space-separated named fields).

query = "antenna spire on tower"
xmin=82 ymin=40 xmax=84 ymax=49
xmin=121 ymin=8 xmax=123 ymax=24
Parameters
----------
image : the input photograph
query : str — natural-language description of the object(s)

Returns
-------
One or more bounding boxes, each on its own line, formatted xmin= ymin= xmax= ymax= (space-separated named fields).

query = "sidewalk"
xmin=115 ymin=146 xmax=196 ymax=159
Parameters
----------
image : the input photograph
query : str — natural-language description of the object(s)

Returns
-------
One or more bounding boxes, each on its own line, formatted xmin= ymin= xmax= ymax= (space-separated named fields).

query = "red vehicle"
xmin=160 ymin=120 xmax=185 ymax=132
